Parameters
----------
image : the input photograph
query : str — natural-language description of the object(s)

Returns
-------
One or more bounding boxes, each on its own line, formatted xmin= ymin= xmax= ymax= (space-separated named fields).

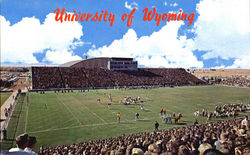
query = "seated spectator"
xmin=132 ymin=148 xmax=144 ymax=155
xmin=214 ymin=133 xmax=227 ymax=150
xmin=190 ymin=139 xmax=199 ymax=155
xmin=24 ymin=136 xmax=38 ymax=155
xmin=203 ymin=149 xmax=223 ymax=155
xmin=8 ymin=133 xmax=30 ymax=155
xmin=198 ymin=143 xmax=212 ymax=155
xmin=178 ymin=145 xmax=190 ymax=155
xmin=241 ymin=116 xmax=249 ymax=128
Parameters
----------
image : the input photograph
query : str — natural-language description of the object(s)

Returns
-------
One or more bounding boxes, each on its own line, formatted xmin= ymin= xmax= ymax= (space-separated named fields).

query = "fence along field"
xmin=1 ymin=86 xmax=250 ymax=152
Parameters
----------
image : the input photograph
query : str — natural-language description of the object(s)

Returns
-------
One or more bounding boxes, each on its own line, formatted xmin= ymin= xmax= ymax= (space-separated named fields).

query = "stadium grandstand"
xmin=31 ymin=57 xmax=206 ymax=89
xmin=2 ymin=57 xmax=249 ymax=155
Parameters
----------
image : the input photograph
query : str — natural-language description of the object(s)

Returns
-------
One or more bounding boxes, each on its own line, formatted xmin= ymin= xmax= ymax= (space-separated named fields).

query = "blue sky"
xmin=1 ymin=0 xmax=249 ymax=68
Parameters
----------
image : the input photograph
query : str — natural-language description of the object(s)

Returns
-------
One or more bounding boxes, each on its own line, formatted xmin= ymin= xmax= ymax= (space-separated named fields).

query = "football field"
xmin=2 ymin=86 xmax=250 ymax=151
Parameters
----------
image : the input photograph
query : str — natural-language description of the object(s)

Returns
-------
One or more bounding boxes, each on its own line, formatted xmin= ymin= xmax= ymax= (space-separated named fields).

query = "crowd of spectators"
xmin=2 ymin=133 xmax=38 ymax=155
xmin=85 ymin=68 xmax=114 ymax=87
xmin=144 ymin=68 xmax=203 ymax=86
xmin=59 ymin=68 xmax=89 ymax=88
xmin=202 ymin=75 xmax=250 ymax=87
xmin=40 ymin=117 xmax=249 ymax=155
xmin=32 ymin=67 xmax=205 ymax=89
xmin=219 ymin=76 xmax=250 ymax=87
xmin=194 ymin=103 xmax=250 ymax=118
xmin=32 ymin=67 xmax=63 ymax=89
xmin=213 ymin=104 xmax=250 ymax=118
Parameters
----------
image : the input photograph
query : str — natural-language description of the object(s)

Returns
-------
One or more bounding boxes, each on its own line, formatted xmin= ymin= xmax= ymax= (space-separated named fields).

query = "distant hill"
xmin=191 ymin=69 xmax=250 ymax=77
xmin=0 ymin=67 xmax=30 ymax=72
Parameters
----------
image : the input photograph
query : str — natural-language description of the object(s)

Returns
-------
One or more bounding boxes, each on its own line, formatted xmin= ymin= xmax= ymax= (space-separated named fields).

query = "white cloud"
xmin=193 ymin=0 xmax=250 ymax=68
xmin=1 ymin=13 xmax=83 ymax=64
xmin=213 ymin=65 xmax=225 ymax=69
xmin=227 ymin=56 xmax=250 ymax=69
xmin=163 ymin=1 xmax=167 ymax=6
xmin=87 ymin=21 xmax=203 ymax=68
xmin=170 ymin=3 xmax=178 ymax=7
xmin=43 ymin=50 xmax=82 ymax=64
xmin=125 ymin=1 xmax=138 ymax=10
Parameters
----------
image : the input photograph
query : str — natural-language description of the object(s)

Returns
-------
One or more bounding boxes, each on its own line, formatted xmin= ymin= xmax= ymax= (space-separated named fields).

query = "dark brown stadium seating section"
xmin=31 ymin=67 xmax=206 ymax=89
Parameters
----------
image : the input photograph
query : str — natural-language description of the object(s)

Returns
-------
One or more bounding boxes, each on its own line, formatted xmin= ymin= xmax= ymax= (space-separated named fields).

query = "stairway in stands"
xmin=101 ymin=68 xmax=118 ymax=87
xmin=57 ymin=67 xmax=65 ymax=88
xmin=81 ymin=68 xmax=94 ymax=88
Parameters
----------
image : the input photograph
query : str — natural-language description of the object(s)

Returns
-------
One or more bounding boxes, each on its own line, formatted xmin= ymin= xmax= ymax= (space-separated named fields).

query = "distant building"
xmin=60 ymin=57 xmax=138 ymax=71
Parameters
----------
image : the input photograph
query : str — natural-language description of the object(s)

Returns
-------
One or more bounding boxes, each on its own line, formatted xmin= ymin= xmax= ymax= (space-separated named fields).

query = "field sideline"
xmin=2 ymin=86 xmax=250 ymax=151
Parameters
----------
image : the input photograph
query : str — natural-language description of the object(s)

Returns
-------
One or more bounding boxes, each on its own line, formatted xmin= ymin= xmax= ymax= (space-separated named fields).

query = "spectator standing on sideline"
xmin=117 ymin=113 xmax=121 ymax=123
xmin=2 ymin=128 xmax=7 ymax=140
xmin=135 ymin=113 xmax=139 ymax=120
xmin=160 ymin=109 xmax=163 ymax=117
xmin=140 ymin=103 xmax=144 ymax=111
xmin=155 ymin=121 xmax=159 ymax=130
xmin=194 ymin=119 xmax=198 ymax=125
xmin=163 ymin=109 xmax=166 ymax=117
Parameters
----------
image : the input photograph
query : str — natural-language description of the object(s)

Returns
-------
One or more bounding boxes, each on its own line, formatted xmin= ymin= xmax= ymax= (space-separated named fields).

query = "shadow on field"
xmin=111 ymin=103 xmax=124 ymax=105
xmin=3 ymin=138 xmax=15 ymax=141
xmin=210 ymin=119 xmax=227 ymax=122
xmin=175 ymin=123 xmax=187 ymax=125
xmin=137 ymin=119 xmax=150 ymax=122
xmin=1 ymin=138 xmax=15 ymax=150
xmin=182 ymin=120 xmax=193 ymax=123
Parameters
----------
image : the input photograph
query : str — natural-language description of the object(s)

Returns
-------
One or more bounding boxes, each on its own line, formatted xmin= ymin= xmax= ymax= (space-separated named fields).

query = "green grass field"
xmin=2 ymin=86 xmax=250 ymax=152
xmin=0 ymin=92 xmax=12 ymax=107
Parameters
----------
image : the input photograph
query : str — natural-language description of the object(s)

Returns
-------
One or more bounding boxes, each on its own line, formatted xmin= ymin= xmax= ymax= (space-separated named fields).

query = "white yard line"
xmin=56 ymin=95 xmax=82 ymax=125
xmin=68 ymin=95 xmax=108 ymax=124
xmin=29 ymin=119 xmax=137 ymax=134
xmin=29 ymin=115 xmax=164 ymax=134
xmin=61 ymin=117 xmax=75 ymax=125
